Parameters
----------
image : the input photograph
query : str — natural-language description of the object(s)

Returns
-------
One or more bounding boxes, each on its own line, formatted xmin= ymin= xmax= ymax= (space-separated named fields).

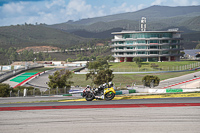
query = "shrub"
xmin=0 ymin=83 xmax=13 ymax=97
xmin=142 ymin=75 xmax=160 ymax=88
xmin=151 ymin=63 xmax=159 ymax=68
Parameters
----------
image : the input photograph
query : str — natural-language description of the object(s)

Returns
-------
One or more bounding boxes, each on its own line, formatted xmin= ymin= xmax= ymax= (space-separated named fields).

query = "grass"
xmin=112 ymin=70 xmax=200 ymax=87
xmin=72 ymin=74 xmax=93 ymax=87
xmin=73 ymin=60 xmax=200 ymax=87
xmin=109 ymin=61 xmax=200 ymax=72
xmin=25 ymin=67 xmax=53 ymax=72
xmin=72 ymin=69 xmax=200 ymax=88
xmin=22 ymin=61 xmax=200 ymax=88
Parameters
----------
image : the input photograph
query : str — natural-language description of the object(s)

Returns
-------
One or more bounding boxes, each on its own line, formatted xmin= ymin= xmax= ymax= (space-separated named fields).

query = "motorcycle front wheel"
xmin=105 ymin=92 xmax=115 ymax=101
xmin=85 ymin=92 xmax=94 ymax=101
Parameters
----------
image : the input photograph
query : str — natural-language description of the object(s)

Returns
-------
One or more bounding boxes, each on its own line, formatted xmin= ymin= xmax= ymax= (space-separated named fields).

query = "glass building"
xmin=111 ymin=30 xmax=183 ymax=62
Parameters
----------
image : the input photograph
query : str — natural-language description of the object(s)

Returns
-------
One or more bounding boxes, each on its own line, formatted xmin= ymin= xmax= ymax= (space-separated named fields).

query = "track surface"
xmin=1 ymin=97 xmax=200 ymax=109
xmin=0 ymin=98 xmax=200 ymax=133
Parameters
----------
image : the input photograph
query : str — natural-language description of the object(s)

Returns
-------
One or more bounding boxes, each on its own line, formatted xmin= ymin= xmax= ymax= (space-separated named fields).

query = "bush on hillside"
xmin=142 ymin=75 xmax=160 ymax=88
xmin=0 ymin=83 xmax=13 ymax=97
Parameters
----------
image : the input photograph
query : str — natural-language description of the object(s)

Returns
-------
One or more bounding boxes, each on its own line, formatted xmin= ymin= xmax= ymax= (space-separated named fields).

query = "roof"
xmin=112 ymin=30 xmax=182 ymax=35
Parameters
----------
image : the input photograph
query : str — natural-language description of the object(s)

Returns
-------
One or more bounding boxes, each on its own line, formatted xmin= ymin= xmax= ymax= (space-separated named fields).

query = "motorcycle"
xmin=82 ymin=84 xmax=116 ymax=101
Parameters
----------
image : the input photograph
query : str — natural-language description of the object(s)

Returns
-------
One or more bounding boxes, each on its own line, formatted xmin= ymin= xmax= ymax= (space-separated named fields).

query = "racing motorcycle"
xmin=82 ymin=84 xmax=116 ymax=101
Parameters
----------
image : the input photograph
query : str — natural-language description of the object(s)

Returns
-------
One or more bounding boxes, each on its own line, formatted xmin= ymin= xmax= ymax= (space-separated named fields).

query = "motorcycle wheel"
xmin=105 ymin=92 xmax=115 ymax=101
xmin=85 ymin=92 xmax=94 ymax=101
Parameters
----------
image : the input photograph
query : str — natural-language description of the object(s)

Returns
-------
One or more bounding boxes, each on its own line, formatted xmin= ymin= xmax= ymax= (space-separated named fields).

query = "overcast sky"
xmin=0 ymin=0 xmax=199 ymax=26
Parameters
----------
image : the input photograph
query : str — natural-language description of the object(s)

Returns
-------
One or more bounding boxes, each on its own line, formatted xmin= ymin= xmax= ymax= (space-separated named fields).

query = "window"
xmin=172 ymin=40 xmax=177 ymax=43
xmin=150 ymin=51 xmax=159 ymax=54
xmin=119 ymin=41 xmax=124 ymax=44
xmin=127 ymin=46 xmax=134 ymax=49
xmin=150 ymin=40 xmax=159 ymax=44
xmin=163 ymin=33 xmax=172 ymax=38
xmin=137 ymin=40 xmax=145 ymax=44
xmin=127 ymin=52 xmax=134 ymax=55
xmin=137 ymin=46 xmax=146 ymax=49
xmin=150 ymin=45 xmax=158 ymax=49
xmin=161 ymin=45 xmax=169 ymax=49
xmin=124 ymin=34 xmax=131 ymax=38
xmin=171 ymin=45 xmax=176 ymax=49
xmin=161 ymin=40 xmax=169 ymax=43
xmin=126 ymin=41 xmax=133 ymax=45
xmin=137 ymin=51 xmax=146 ymax=54
xmin=161 ymin=51 xmax=169 ymax=54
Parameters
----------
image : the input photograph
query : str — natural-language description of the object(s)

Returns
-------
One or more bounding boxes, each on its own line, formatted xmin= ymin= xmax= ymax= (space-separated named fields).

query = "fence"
xmin=9 ymin=87 xmax=83 ymax=97
xmin=112 ymin=62 xmax=200 ymax=72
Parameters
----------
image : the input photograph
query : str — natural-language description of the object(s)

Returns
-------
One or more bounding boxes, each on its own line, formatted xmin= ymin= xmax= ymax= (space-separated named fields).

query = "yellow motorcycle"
xmin=82 ymin=84 xmax=116 ymax=101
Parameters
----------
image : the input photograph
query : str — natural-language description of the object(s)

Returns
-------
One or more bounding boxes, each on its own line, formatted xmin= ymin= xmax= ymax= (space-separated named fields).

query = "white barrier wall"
xmin=14 ymin=65 xmax=21 ymax=70
xmin=148 ymin=89 xmax=166 ymax=93
xmin=2 ymin=66 xmax=11 ymax=71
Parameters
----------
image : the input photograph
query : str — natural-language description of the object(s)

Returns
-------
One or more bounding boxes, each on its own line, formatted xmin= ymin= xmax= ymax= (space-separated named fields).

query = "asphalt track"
xmin=0 ymin=98 xmax=200 ymax=133
xmin=0 ymin=97 xmax=200 ymax=110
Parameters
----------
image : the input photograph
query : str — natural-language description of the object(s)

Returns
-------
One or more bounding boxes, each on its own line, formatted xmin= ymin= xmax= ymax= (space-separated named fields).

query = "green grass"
xmin=113 ymin=70 xmax=200 ymax=87
xmin=21 ymin=61 xmax=200 ymax=88
xmin=109 ymin=61 xmax=199 ymax=72
xmin=25 ymin=67 xmax=53 ymax=72
xmin=72 ymin=70 xmax=200 ymax=88
xmin=72 ymin=74 xmax=93 ymax=87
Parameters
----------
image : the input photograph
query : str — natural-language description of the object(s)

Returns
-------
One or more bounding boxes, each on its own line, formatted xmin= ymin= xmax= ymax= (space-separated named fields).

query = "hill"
xmin=48 ymin=5 xmax=200 ymax=33
xmin=66 ymin=5 xmax=200 ymax=25
xmin=0 ymin=24 xmax=90 ymax=49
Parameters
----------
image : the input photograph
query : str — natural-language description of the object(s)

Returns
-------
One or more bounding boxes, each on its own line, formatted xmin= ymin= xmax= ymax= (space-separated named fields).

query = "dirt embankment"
xmin=17 ymin=46 xmax=61 ymax=53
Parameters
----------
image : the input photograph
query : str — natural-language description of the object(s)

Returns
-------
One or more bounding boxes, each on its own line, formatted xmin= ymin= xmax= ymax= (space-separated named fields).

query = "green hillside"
xmin=48 ymin=5 xmax=200 ymax=33
xmin=69 ymin=5 xmax=200 ymax=25
xmin=0 ymin=24 xmax=90 ymax=49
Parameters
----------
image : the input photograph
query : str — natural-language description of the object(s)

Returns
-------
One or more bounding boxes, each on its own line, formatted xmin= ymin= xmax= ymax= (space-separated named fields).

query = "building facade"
xmin=111 ymin=30 xmax=183 ymax=62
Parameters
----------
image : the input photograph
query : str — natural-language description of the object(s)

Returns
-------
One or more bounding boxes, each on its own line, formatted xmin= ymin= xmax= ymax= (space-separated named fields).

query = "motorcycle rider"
xmin=108 ymin=81 xmax=113 ymax=88
xmin=83 ymin=85 xmax=91 ymax=93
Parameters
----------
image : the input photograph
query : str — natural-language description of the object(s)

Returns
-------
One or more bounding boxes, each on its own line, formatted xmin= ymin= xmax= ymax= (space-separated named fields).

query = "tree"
xmin=195 ymin=42 xmax=200 ymax=49
xmin=133 ymin=57 xmax=142 ymax=68
xmin=0 ymin=83 xmax=13 ymax=97
xmin=142 ymin=75 xmax=160 ymax=88
xmin=108 ymin=56 xmax=115 ymax=62
xmin=48 ymin=69 xmax=73 ymax=90
xmin=86 ymin=58 xmax=114 ymax=86
xmin=86 ymin=68 xmax=114 ymax=86
xmin=93 ymin=69 xmax=114 ymax=85
xmin=88 ymin=61 xmax=101 ymax=71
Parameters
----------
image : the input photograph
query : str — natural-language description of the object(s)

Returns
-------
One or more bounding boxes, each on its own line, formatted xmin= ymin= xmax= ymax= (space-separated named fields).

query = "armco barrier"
xmin=166 ymin=89 xmax=183 ymax=93
xmin=149 ymin=88 xmax=200 ymax=93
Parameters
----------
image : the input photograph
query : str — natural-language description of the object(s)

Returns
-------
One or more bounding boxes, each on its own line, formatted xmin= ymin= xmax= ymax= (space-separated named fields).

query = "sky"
xmin=0 ymin=0 xmax=199 ymax=26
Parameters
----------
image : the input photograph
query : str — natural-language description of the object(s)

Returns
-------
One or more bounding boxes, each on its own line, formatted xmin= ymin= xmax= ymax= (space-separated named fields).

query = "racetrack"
xmin=0 ymin=98 xmax=200 ymax=133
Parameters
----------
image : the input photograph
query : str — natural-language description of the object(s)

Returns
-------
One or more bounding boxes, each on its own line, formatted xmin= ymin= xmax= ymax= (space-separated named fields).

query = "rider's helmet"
xmin=108 ymin=81 xmax=113 ymax=87
xmin=86 ymin=85 xmax=90 ymax=88
xmin=103 ymin=83 xmax=108 ymax=88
